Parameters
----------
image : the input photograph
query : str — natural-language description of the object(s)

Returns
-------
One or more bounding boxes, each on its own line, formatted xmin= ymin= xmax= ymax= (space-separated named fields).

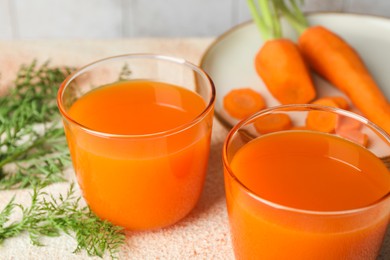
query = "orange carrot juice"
xmin=224 ymin=131 xmax=390 ymax=259
xmin=63 ymin=80 xmax=213 ymax=230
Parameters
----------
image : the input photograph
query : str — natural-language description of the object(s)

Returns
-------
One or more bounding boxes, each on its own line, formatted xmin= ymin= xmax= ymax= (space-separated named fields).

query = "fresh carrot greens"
xmin=247 ymin=0 xmax=281 ymax=40
xmin=0 ymin=61 xmax=73 ymax=189
xmin=0 ymin=61 xmax=126 ymax=258
xmin=0 ymin=183 xmax=125 ymax=258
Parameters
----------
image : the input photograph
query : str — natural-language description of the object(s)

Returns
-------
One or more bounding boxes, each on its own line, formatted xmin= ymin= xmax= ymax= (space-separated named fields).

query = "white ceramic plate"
xmin=200 ymin=13 xmax=390 ymax=129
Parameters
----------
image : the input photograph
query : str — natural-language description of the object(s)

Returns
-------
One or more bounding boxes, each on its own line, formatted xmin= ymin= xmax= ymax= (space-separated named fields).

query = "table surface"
xmin=0 ymin=39 xmax=389 ymax=260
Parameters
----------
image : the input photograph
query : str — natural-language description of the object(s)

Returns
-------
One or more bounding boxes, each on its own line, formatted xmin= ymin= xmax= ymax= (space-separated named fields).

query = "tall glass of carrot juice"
xmin=57 ymin=54 xmax=215 ymax=230
xmin=223 ymin=104 xmax=390 ymax=260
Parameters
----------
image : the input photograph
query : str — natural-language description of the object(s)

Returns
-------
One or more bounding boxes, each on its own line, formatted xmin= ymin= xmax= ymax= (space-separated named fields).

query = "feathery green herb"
xmin=0 ymin=183 xmax=125 ymax=258
xmin=0 ymin=60 xmax=127 ymax=258
xmin=0 ymin=60 xmax=73 ymax=189
xmin=118 ymin=63 xmax=132 ymax=81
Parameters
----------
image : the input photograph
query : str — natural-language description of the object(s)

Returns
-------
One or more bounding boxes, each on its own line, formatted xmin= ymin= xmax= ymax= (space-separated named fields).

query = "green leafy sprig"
xmin=0 ymin=60 xmax=127 ymax=258
xmin=247 ymin=0 xmax=282 ymax=40
xmin=273 ymin=0 xmax=309 ymax=34
xmin=0 ymin=183 xmax=125 ymax=258
xmin=0 ymin=60 xmax=73 ymax=189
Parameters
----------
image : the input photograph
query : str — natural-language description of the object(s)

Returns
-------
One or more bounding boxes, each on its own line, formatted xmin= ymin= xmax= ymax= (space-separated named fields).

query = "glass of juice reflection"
xmin=223 ymin=104 xmax=390 ymax=260
xmin=57 ymin=54 xmax=215 ymax=230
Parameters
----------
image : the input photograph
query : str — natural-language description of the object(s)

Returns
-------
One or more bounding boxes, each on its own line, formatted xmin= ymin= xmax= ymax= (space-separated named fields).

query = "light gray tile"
xmin=346 ymin=0 xmax=390 ymax=17
xmin=236 ymin=0 xmax=252 ymax=24
xmin=7 ymin=0 xmax=390 ymax=40
xmin=235 ymin=0 xmax=345 ymax=28
xmin=126 ymin=0 xmax=233 ymax=37
xmin=14 ymin=0 xmax=122 ymax=39
xmin=0 ymin=0 xmax=13 ymax=39
xmin=122 ymin=0 xmax=133 ymax=37
xmin=302 ymin=0 xmax=345 ymax=12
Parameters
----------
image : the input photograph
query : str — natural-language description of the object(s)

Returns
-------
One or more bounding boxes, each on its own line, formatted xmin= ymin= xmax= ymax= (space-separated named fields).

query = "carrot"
xmin=290 ymin=126 xmax=311 ymax=131
xmin=336 ymin=115 xmax=362 ymax=131
xmin=305 ymin=98 xmax=339 ymax=133
xmin=247 ymin=0 xmax=316 ymax=105
xmin=276 ymin=0 xmax=390 ymax=134
xmin=254 ymin=113 xmax=292 ymax=134
xmin=306 ymin=95 xmax=368 ymax=144
xmin=323 ymin=96 xmax=349 ymax=110
xmin=311 ymin=98 xmax=340 ymax=108
xmin=306 ymin=110 xmax=337 ymax=133
xmin=299 ymin=26 xmax=390 ymax=129
xmin=308 ymin=97 xmax=369 ymax=144
xmin=337 ymin=127 xmax=369 ymax=148
xmin=223 ymin=88 xmax=266 ymax=119
xmin=335 ymin=115 xmax=368 ymax=147
xmin=255 ymin=40 xmax=316 ymax=104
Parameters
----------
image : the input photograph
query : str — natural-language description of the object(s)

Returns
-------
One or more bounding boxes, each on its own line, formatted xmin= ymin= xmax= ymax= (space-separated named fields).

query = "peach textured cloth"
xmin=0 ymin=39 xmax=389 ymax=260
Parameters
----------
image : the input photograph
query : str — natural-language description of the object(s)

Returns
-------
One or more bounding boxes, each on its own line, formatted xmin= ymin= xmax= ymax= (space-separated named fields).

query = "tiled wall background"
xmin=0 ymin=0 xmax=389 ymax=39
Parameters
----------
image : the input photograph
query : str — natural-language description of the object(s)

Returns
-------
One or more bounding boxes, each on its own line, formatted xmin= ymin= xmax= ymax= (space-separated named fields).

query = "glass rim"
xmin=57 ymin=53 xmax=216 ymax=139
xmin=223 ymin=103 xmax=390 ymax=216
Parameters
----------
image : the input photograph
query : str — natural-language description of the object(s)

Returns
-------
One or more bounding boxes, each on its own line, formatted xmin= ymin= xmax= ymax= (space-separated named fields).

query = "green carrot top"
xmin=247 ymin=0 xmax=310 ymax=39
xmin=274 ymin=0 xmax=309 ymax=34
xmin=247 ymin=0 xmax=282 ymax=40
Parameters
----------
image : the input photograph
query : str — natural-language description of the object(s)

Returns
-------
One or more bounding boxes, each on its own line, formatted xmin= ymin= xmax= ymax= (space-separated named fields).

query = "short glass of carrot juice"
xmin=223 ymin=104 xmax=390 ymax=260
xmin=57 ymin=54 xmax=215 ymax=231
